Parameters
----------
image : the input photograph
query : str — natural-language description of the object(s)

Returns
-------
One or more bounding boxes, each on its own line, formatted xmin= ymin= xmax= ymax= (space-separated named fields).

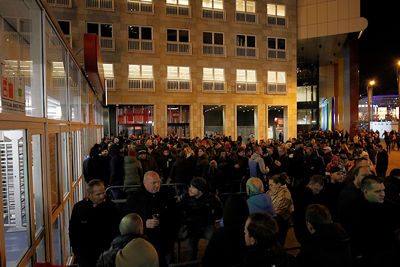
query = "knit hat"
xmin=190 ymin=177 xmax=208 ymax=192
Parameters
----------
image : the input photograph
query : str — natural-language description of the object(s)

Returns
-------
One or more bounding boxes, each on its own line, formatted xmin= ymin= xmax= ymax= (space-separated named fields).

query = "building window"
xmin=127 ymin=0 xmax=153 ymax=13
xmin=236 ymin=69 xmax=257 ymax=93
xmin=166 ymin=29 xmax=191 ymax=54
xmin=297 ymin=109 xmax=317 ymax=125
xmin=85 ymin=0 xmax=114 ymax=11
xmin=128 ymin=26 xmax=153 ymax=52
xmin=128 ymin=64 xmax=154 ymax=91
xmin=203 ymin=32 xmax=225 ymax=56
xmin=236 ymin=34 xmax=257 ymax=58
xmin=267 ymin=37 xmax=286 ymax=59
xmin=267 ymin=71 xmax=286 ymax=94
xmin=236 ymin=0 xmax=256 ymax=23
xmin=167 ymin=105 xmax=190 ymax=137
xmin=297 ymin=86 xmax=317 ymax=102
xmin=202 ymin=0 xmax=224 ymax=20
xmin=267 ymin=4 xmax=286 ymax=26
xmin=46 ymin=0 xmax=72 ymax=8
xmin=117 ymin=105 xmax=154 ymax=136
xmin=167 ymin=66 xmax=191 ymax=91
xmin=58 ymin=20 xmax=71 ymax=47
xmin=86 ymin=22 xmax=114 ymax=51
xmin=202 ymin=68 xmax=225 ymax=92
xmin=166 ymin=0 xmax=190 ymax=17
xmin=103 ymin=64 xmax=115 ymax=91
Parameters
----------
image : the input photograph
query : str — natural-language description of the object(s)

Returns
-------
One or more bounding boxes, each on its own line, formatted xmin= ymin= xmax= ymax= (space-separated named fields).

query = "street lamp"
xmin=367 ymin=80 xmax=375 ymax=130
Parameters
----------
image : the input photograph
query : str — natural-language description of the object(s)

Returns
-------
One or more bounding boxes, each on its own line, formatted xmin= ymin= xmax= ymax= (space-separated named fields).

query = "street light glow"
xmin=397 ymin=60 xmax=400 ymax=66
xmin=369 ymin=80 xmax=375 ymax=86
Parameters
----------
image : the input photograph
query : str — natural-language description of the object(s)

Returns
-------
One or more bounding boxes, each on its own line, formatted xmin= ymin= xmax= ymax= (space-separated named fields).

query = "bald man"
xmin=123 ymin=171 xmax=178 ymax=266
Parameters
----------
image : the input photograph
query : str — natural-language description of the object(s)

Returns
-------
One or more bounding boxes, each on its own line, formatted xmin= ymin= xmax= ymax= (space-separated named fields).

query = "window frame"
xmin=202 ymin=0 xmax=225 ymax=20
xmin=128 ymin=25 xmax=154 ymax=53
xmin=166 ymin=66 xmax=192 ymax=92
xmin=128 ymin=64 xmax=155 ymax=91
xmin=235 ymin=34 xmax=258 ymax=58
xmin=202 ymin=67 xmax=226 ymax=93
xmin=236 ymin=69 xmax=257 ymax=94
xmin=266 ymin=3 xmax=286 ymax=26
xmin=235 ymin=0 xmax=257 ymax=23
xmin=103 ymin=63 xmax=115 ymax=91
xmin=267 ymin=70 xmax=287 ymax=94
xmin=202 ymin=31 xmax=225 ymax=57
xmin=127 ymin=0 xmax=154 ymax=14
xmin=166 ymin=0 xmax=191 ymax=17
xmin=85 ymin=0 xmax=114 ymax=11
xmin=267 ymin=37 xmax=287 ymax=60
xmin=86 ymin=22 xmax=114 ymax=51
xmin=58 ymin=20 xmax=72 ymax=47
xmin=166 ymin=28 xmax=192 ymax=55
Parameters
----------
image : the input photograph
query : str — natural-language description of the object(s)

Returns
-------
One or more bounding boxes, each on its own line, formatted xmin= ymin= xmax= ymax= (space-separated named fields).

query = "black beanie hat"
xmin=190 ymin=177 xmax=208 ymax=192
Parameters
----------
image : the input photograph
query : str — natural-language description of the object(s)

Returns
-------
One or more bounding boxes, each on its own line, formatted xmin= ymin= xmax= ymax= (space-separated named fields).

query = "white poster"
xmin=1 ymin=70 xmax=25 ymax=114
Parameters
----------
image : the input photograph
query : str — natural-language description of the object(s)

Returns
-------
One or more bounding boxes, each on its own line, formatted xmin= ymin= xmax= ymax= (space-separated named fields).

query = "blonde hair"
xmin=246 ymin=177 xmax=264 ymax=195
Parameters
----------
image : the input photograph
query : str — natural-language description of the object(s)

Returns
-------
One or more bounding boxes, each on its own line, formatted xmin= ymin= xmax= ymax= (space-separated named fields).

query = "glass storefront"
xmin=167 ymin=105 xmax=190 ymax=137
xmin=237 ymin=105 xmax=256 ymax=141
xmin=117 ymin=105 xmax=154 ymax=136
xmin=267 ymin=106 xmax=287 ymax=140
xmin=203 ymin=105 xmax=224 ymax=136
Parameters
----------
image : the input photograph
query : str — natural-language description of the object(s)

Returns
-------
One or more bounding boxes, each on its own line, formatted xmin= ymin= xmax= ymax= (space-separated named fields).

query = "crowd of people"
xmin=70 ymin=130 xmax=400 ymax=267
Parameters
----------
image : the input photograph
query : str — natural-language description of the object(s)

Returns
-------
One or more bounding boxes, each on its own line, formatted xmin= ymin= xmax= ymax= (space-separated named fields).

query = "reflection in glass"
xmin=1 ymin=130 xmax=31 ymax=266
xmin=69 ymin=57 xmax=82 ymax=122
xmin=167 ymin=105 xmax=190 ymax=137
xmin=32 ymin=135 xmax=44 ymax=237
xmin=64 ymin=200 xmax=72 ymax=261
xmin=52 ymin=215 xmax=63 ymax=265
xmin=237 ymin=106 xmax=256 ymax=141
xmin=61 ymin=132 xmax=70 ymax=197
xmin=204 ymin=105 xmax=224 ymax=136
xmin=49 ymin=133 xmax=60 ymax=211
xmin=36 ymin=237 xmax=46 ymax=262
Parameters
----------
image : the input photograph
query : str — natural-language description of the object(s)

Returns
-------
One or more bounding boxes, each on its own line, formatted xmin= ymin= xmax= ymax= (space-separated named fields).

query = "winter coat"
xmin=247 ymin=192 xmax=276 ymax=216
xmin=239 ymin=246 xmax=295 ymax=267
xmin=194 ymin=154 xmax=209 ymax=178
xmin=268 ymin=185 xmax=294 ymax=222
xmin=116 ymin=237 xmax=159 ymax=267
xmin=123 ymin=156 xmax=143 ymax=188
xmin=376 ymin=149 xmax=388 ymax=177
xmin=296 ymin=223 xmax=352 ymax=267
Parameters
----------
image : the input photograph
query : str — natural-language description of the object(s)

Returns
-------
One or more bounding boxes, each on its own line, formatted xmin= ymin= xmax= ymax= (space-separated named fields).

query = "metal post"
xmin=367 ymin=84 xmax=372 ymax=130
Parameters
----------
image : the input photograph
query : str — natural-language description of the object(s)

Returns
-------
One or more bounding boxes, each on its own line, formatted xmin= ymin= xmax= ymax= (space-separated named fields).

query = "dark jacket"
xmin=376 ymin=149 xmax=388 ymax=177
xmin=240 ymin=246 xmax=295 ymax=267
xmin=170 ymin=156 xmax=196 ymax=184
xmin=194 ymin=154 xmax=209 ymax=178
xmin=69 ymin=198 xmax=119 ymax=265
xmin=296 ymin=223 xmax=352 ymax=267
xmin=109 ymin=146 xmax=124 ymax=187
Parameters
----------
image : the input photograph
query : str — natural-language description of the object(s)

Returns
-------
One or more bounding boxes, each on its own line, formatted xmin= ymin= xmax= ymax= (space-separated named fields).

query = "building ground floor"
xmin=106 ymin=101 xmax=297 ymax=142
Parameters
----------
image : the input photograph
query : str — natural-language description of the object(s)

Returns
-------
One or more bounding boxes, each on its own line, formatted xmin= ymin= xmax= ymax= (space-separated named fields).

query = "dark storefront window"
xmin=117 ymin=105 xmax=154 ymax=136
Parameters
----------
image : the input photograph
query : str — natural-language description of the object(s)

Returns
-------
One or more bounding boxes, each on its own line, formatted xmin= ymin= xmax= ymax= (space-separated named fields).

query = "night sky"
xmin=359 ymin=2 xmax=400 ymax=97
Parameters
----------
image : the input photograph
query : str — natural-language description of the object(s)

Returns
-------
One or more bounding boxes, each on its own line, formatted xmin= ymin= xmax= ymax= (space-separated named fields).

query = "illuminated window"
xmin=167 ymin=66 xmax=191 ymax=91
xmin=236 ymin=69 xmax=257 ymax=93
xmin=202 ymin=0 xmax=224 ymax=19
xmin=128 ymin=65 xmax=154 ymax=91
xmin=236 ymin=0 xmax=256 ymax=23
xmin=85 ymin=0 xmax=114 ymax=10
xmin=103 ymin=64 xmax=115 ymax=91
xmin=127 ymin=0 xmax=153 ymax=13
xmin=203 ymin=68 xmax=225 ymax=92
xmin=166 ymin=0 xmax=190 ymax=16
xmin=267 ymin=71 xmax=286 ymax=94
xmin=267 ymin=4 xmax=286 ymax=26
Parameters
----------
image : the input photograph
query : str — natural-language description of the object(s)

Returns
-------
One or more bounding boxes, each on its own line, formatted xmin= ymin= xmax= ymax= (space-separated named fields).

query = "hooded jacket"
xmin=247 ymin=192 xmax=276 ymax=216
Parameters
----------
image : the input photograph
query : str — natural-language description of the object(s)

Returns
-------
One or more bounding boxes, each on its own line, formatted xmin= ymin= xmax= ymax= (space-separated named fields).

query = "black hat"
xmin=190 ymin=177 xmax=208 ymax=192
xmin=390 ymin=168 xmax=400 ymax=178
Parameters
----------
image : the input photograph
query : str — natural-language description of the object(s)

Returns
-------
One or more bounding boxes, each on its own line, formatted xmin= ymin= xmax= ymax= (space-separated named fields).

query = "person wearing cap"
xmin=138 ymin=148 xmax=159 ymax=174
xmin=323 ymin=166 xmax=345 ymax=221
xmin=178 ymin=177 xmax=223 ymax=261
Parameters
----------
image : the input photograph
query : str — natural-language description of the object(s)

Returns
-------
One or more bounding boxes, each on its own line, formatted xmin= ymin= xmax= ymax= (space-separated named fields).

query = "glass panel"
xmin=268 ymin=38 xmax=276 ymax=49
xmin=81 ymin=78 xmax=88 ymax=123
xmin=236 ymin=35 xmax=245 ymax=46
xmin=46 ymin=19 xmax=68 ymax=120
xmin=203 ymin=32 xmax=213 ymax=44
xmin=168 ymin=66 xmax=179 ymax=79
xmin=203 ymin=68 xmax=213 ymax=80
xmin=297 ymin=86 xmax=307 ymax=102
xmin=141 ymin=27 xmax=152 ymax=40
xmin=128 ymin=65 xmax=141 ymax=78
xmin=247 ymin=35 xmax=255 ymax=47
xmin=236 ymin=69 xmax=246 ymax=82
xmin=306 ymin=86 xmax=312 ymax=101
xmin=236 ymin=0 xmax=245 ymax=11
xmin=52 ymin=215 xmax=63 ymax=265
xmin=32 ymin=134 xmax=44 ymax=237
xmin=86 ymin=23 xmax=98 ymax=34
xmin=128 ymin=26 xmax=139 ymax=39
xmin=69 ymin=57 xmax=81 ymax=122
xmin=166 ymin=0 xmax=177 ymax=4
xmin=268 ymin=71 xmax=276 ymax=83
xmin=267 ymin=4 xmax=276 ymax=15
xmin=214 ymin=33 xmax=223 ymax=45
xmin=100 ymin=24 xmax=112 ymax=38
xmin=179 ymin=30 xmax=189 ymax=42
xmin=167 ymin=29 xmax=177 ymax=41
xmin=214 ymin=0 xmax=223 ymax=9
xmin=237 ymin=106 xmax=256 ymax=141
xmin=313 ymin=86 xmax=317 ymax=101
xmin=246 ymin=0 xmax=255 ymax=13
xmin=58 ymin=21 xmax=70 ymax=35
xmin=247 ymin=70 xmax=256 ymax=82
xmin=277 ymin=39 xmax=286 ymax=50
xmin=61 ymin=132 xmax=69 ymax=197
xmin=48 ymin=133 xmax=60 ymax=211
xmin=214 ymin=68 xmax=224 ymax=81
xmin=0 ymin=0 xmax=43 ymax=117
xmin=277 ymin=72 xmax=286 ymax=83
xmin=204 ymin=105 xmax=224 ymax=136
xmin=203 ymin=0 xmax=212 ymax=8
xmin=64 ymin=200 xmax=72 ymax=262
xmin=178 ymin=0 xmax=189 ymax=5
xmin=36 ymin=237 xmax=46 ymax=262
xmin=277 ymin=5 xmax=285 ymax=16
xmin=1 ymin=130 xmax=30 ymax=266
xmin=141 ymin=65 xmax=153 ymax=78
xmin=179 ymin=67 xmax=190 ymax=79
